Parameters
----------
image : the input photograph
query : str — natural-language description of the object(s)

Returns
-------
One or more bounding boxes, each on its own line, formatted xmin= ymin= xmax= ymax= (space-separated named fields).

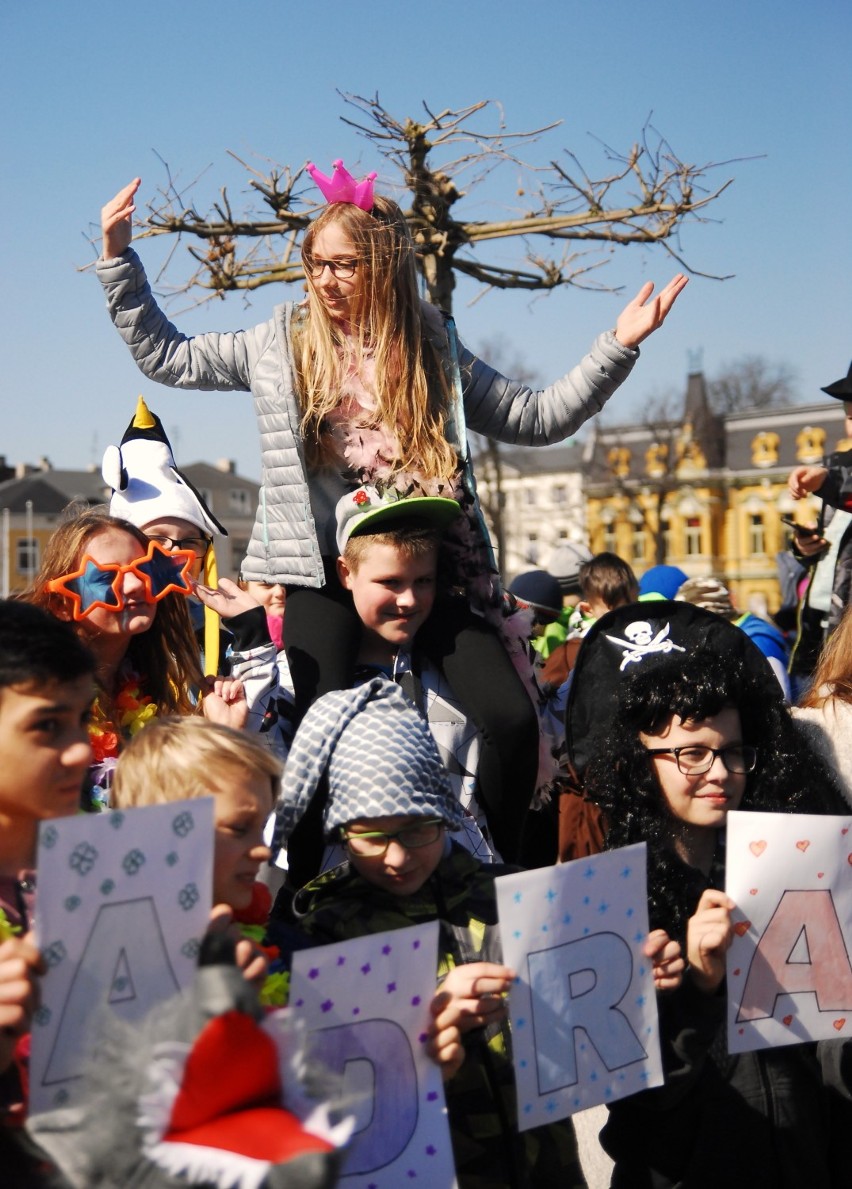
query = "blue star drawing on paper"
xmin=582 ymin=895 xmax=591 ymax=906
xmin=69 ymin=842 xmax=98 ymax=875
xmin=109 ymin=812 xmax=125 ymax=830
xmin=519 ymin=1058 xmax=528 ymax=1069
xmin=172 ymin=811 xmax=194 ymax=838
xmin=54 ymin=1089 xmax=69 ymax=1106
xmin=43 ymin=941 xmax=66 ymax=968
xmin=605 ymin=1087 xmax=614 ymax=1100
xmin=634 ymin=931 xmax=645 ymax=944
xmin=514 ymin=891 xmax=523 ymax=904
xmin=598 ymin=901 xmax=610 ymax=914
xmin=638 ymin=964 xmax=647 ymax=976
xmin=620 ymin=866 xmax=632 ymax=878
xmin=541 ymin=923 xmax=549 ymax=933
xmin=545 ymin=887 xmax=557 ymax=902
xmin=573 ymin=1097 xmax=581 ymax=1108
xmin=640 ymin=1070 xmax=651 ymax=1083
xmin=583 ymin=927 xmax=591 ymax=936
xmin=626 ymin=907 xmax=635 ymax=918
xmin=41 ymin=825 xmax=58 ymax=850
xmin=516 ymin=1017 xmax=526 ymax=1028
xmin=513 ymin=929 xmax=522 ymax=939
xmin=546 ymin=1100 xmax=557 ymax=1114
xmin=523 ymin=1103 xmax=533 ymax=1114
xmin=562 ymin=913 xmax=572 ymax=925
xmin=590 ymin=1070 xmax=599 ymax=1082
xmin=181 ymin=938 xmax=201 ymax=959
xmin=100 ymin=879 xmax=115 ymax=895
xmin=63 ymin=896 xmax=81 ymax=912
xmin=34 ymin=1006 xmax=51 ymax=1027
xmin=122 ymin=848 xmax=146 ymax=876
xmin=166 ymin=851 xmax=179 ymax=867
xmin=178 ymin=883 xmax=199 ymax=910
xmin=583 ymin=865 xmax=596 ymax=880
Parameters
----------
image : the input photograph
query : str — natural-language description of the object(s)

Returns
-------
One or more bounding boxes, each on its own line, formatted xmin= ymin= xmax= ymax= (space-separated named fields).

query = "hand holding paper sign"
xmin=428 ymin=961 xmax=515 ymax=1081
xmin=645 ymin=929 xmax=686 ymax=992
xmin=0 ymin=934 xmax=43 ymax=1075
xmin=687 ymin=889 xmax=735 ymax=994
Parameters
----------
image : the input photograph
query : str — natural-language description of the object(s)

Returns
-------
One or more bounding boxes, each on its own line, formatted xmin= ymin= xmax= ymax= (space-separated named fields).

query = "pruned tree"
xmin=707 ymin=355 xmax=799 ymax=414
xmin=109 ymin=91 xmax=739 ymax=314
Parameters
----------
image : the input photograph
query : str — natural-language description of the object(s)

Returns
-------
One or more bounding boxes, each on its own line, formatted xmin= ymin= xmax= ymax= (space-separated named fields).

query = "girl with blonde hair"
xmin=98 ymin=165 xmax=686 ymax=864
xmin=793 ymin=602 xmax=852 ymax=805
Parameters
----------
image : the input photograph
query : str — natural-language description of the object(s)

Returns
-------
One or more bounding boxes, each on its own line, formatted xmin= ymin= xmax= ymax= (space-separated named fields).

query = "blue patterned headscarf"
xmin=271 ymin=677 xmax=463 ymax=855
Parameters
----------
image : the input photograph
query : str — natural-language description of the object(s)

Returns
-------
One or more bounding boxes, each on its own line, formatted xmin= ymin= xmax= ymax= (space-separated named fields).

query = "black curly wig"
xmin=584 ymin=651 xmax=846 ymax=943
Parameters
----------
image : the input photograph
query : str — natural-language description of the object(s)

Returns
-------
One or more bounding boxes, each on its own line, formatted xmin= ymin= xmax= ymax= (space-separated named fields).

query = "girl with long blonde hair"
xmin=98 ymin=164 xmax=686 ymax=866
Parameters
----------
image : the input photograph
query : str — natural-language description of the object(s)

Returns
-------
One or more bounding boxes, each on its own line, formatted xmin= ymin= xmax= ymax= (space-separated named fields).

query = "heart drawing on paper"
xmin=834 ymin=1019 xmax=846 ymax=1031
xmin=796 ymin=840 xmax=810 ymax=852
xmin=749 ymin=841 xmax=767 ymax=857
xmin=734 ymin=921 xmax=751 ymax=937
xmin=783 ymin=1015 xmax=793 ymax=1026
xmin=733 ymin=968 xmax=741 ymax=977
xmin=749 ymin=888 xmax=758 ymax=896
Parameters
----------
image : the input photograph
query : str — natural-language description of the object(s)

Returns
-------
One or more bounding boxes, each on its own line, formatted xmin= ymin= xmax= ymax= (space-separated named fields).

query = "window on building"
xmin=16 ymin=538 xmax=39 ymax=576
xmin=527 ymin=533 xmax=539 ymax=563
xmin=552 ymin=484 xmax=566 ymax=505
xmin=632 ymin=528 xmax=647 ymax=564
xmin=603 ymin=524 xmax=617 ymax=553
xmin=685 ymin=516 xmax=702 ymax=556
xmin=525 ymin=488 xmax=537 ymax=507
xmin=229 ymin=488 xmax=251 ymax=514
xmin=749 ymin=514 xmax=766 ymax=556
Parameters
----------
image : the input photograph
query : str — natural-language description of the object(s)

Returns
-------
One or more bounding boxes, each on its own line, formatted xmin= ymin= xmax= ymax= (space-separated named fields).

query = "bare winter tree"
xmin=707 ymin=355 xmax=799 ymax=414
xmin=113 ymin=92 xmax=739 ymax=314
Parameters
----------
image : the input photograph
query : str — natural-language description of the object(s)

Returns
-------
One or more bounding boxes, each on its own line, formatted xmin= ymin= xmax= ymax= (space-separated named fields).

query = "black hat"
xmin=821 ymin=361 xmax=852 ymax=401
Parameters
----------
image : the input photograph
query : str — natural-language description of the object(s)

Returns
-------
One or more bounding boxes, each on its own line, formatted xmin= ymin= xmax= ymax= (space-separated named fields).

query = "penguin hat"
xmin=103 ymin=395 xmax=228 ymax=674
xmin=102 ymin=395 xmax=226 ymax=540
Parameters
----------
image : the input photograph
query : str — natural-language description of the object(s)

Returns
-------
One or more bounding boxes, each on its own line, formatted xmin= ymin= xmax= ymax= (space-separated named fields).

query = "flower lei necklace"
xmin=86 ymin=672 xmax=158 ymax=811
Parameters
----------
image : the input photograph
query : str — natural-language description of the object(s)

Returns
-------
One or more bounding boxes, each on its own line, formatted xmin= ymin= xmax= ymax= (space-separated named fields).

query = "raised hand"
xmin=686 ymin=888 xmax=735 ymax=994
xmin=615 ymin=274 xmax=689 ymax=349
xmin=787 ymin=465 xmax=828 ymax=500
xmin=101 ymin=177 xmax=142 ymax=260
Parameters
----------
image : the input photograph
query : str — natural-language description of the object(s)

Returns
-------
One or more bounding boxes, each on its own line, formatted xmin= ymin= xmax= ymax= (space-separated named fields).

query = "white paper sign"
xmin=30 ymin=798 xmax=214 ymax=1113
xmin=290 ymin=921 xmax=457 ymax=1188
xmin=727 ymin=810 xmax=852 ymax=1052
xmin=495 ymin=843 xmax=662 ymax=1129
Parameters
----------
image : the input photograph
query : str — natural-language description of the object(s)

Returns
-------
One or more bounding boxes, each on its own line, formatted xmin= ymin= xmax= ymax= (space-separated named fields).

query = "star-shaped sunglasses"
xmin=45 ymin=541 xmax=195 ymax=621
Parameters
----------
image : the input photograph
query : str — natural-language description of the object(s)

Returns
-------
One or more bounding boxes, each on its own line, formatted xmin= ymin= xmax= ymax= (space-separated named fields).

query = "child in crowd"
xmin=0 ymin=600 xmax=96 ymax=1178
xmin=541 ymin=551 xmax=639 ymax=688
xmin=113 ymin=716 xmax=280 ymax=918
xmin=269 ymin=676 xmax=683 ymax=1189
xmin=583 ymin=649 xmax=849 ymax=1187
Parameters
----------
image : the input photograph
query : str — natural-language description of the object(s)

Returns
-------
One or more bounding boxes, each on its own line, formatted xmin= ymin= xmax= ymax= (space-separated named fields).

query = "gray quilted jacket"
xmin=97 ymin=249 xmax=639 ymax=584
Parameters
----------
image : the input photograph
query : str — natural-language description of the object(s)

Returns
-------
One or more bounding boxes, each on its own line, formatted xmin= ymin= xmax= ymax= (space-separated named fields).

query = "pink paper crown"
xmin=306 ymin=159 xmax=377 ymax=211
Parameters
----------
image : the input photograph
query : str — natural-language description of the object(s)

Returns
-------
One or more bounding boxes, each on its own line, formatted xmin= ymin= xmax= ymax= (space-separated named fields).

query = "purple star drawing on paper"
xmin=361 ymin=963 xmax=371 ymax=974
xmin=352 ymin=1007 xmax=360 ymax=1016
xmin=418 ymin=1031 xmax=428 ymax=1044
xmin=427 ymin=1090 xmax=438 ymax=1101
xmin=387 ymin=982 xmax=397 ymax=993
xmin=413 ymin=939 xmax=421 ymax=949
xmin=295 ymin=998 xmax=304 ymax=1007
xmin=308 ymin=968 xmax=320 ymax=980
xmin=337 ymin=955 xmax=346 ymax=966
xmin=425 ymin=1145 xmax=437 ymax=1157
xmin=411 ymin=995 xmax=421 ymax=1006
xmin=382 ymin=944 xmax=392 ymax=955
xmin=321 ymin=999 xmax=334 ymax=1013
xmin=407 ymin=1169 xmax=417 ymax=1178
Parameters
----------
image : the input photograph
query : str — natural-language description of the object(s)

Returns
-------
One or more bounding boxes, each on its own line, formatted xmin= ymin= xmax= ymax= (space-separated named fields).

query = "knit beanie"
xmin=271 ymin=677 xmax=464 ymax=856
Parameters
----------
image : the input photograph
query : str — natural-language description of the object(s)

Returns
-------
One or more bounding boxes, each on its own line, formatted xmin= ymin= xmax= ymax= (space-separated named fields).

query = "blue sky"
xmin=2 ymin=0 xmax=850 ymax=480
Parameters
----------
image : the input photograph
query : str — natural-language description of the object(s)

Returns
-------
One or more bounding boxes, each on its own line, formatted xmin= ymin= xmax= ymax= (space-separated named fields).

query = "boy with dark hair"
xmin=541 ymin=552 xmax=639 ymax=686
xmin=0 ymin=601 xmax=96 ymax=1173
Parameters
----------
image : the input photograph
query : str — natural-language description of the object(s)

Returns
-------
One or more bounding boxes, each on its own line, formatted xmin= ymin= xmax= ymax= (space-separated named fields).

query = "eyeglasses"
xmin=341 ymin=819 xmax=444 ymax=857
xmin=644 ymin=744 xmax=758 ymax=775
xmin=45 ymin=542 xmax=195 ymax=621
xmin=147 ymin=534 xmax=211 ymax=557
xmin=305 ymin=256 xmax=360 ymax=280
